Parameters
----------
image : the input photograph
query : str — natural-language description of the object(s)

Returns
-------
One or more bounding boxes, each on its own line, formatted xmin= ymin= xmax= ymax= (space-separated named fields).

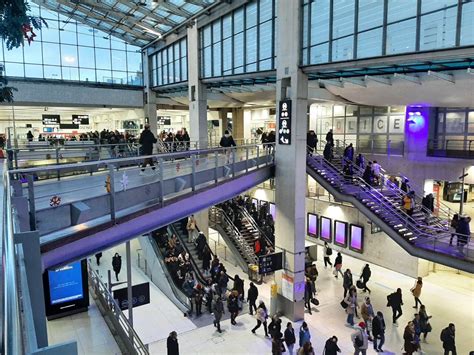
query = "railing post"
xmin=108 ymin=164 xmax=116 ymax=222
xmin=26 ymin=174 xmax=37 ymax=231
xmin=191 ymin=154 xmax=196 ymax=192
xmin=55 ymin=147 xmax=60 ymax=181
xmin=159 ymin=158 xmax=164 ymax=207
xmin=214 ymin=151 xmax=219 ymax=183
xmin=370 ymin=139 xmax=374 ymax=155
xmin=245 ymin=146 xmax=249 ymax=172
xmin=387 ymin=139 xmax=391 ymax=156
xmin=256 ymin=146 xmax=260 ymax=168
xmin=232 ymin=148 xmax=236 ymax=178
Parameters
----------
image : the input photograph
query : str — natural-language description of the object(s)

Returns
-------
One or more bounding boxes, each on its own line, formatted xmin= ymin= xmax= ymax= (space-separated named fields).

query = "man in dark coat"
xmin=343 ymin=269 xmax=353 ymax=298
xmin=372 ymin=311 xmax=386 ymax=352
xmin=326 ymin=129 xmax=334 ymax=146
xmin=139 ymin=124 xmax=157 ymax=173
xmin=387 ymin=288 xmax=403 ymax=325
xmin=112 ymin=253 xmax=122 ymax=281
xmin=361 ymin=264 xmax=372 ymax=293
xmin=441 ymin=323 xmax=456 ymax=355
xmin=306 ymin=130 xmax=318 ymax=155
xmin=247 ymin=282 xmax=259 ymax=315
xmin=167 ymin=331 xmax=179 ymax=355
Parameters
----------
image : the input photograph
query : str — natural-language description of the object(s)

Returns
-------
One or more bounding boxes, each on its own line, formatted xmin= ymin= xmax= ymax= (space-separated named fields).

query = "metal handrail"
xmin=308 ymin=153 xmax=473 ymax=254
xmin=2 ymin=170 xmax=22 ymax=354
xmin=146 ymin=236 xmax=191 ymax=311
xmin=88 ymin=261 xmax=148 ymax=355
xmin=239 ymin=206 xmax=274 ymax=249
xmin=209 ymin=207 xmax=257 ymax=264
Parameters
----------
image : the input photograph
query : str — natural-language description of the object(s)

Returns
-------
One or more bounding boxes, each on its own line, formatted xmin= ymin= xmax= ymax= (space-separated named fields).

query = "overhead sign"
xmin=158 ymin=116 xmax=171 ymax=125
xmin=258 ymin=252 xmax=283 ymax=274
xmin=72 ymin=114 xmax=89 ymax=125
xmin=42 ymin=114 xmax=60 ymax=125
xmin=113 ymin=282 xmax=150 ymax=311
xmin=278 ymin=100 xmax=291 ymax=145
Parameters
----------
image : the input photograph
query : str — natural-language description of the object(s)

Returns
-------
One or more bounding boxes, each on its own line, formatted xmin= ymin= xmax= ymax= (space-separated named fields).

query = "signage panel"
xmin=42 ymin=114 xmax=60 ymax=125
xmin=113 ymin=282 xmax=150 ymax=311
xmin=278 ymin=100 xmax=292 ymax=145
xmin=258 ymin=252 xmax=283 ymax=274
xmin=72 ymin=114 xmax=89 ymax=124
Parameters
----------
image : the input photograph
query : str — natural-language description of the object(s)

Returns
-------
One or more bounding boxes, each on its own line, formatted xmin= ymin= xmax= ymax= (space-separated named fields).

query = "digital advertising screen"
xmin=350 ymin=224 xmax=364 ymax=253
xmin=269 ymin=202 xmax=276 ymax=220
xmin=320 ymin=216 xmax=332 ymax=242
xmin=48 ymin=261 xmax=84 ymax=305
xmin=307 ymin=213 xmax=318 ymax=238
xmin=43 ymin=259 xmax=89 ymax=320
xmin=334 ymin=220 xmax=348 ymax=247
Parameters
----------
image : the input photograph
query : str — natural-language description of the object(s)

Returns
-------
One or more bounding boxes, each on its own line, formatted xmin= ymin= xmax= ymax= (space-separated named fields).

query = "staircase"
xmin=209 ymin=207 xmax=257 ymax=272
xmin=306 ymin=152 xmax=473 ymax=273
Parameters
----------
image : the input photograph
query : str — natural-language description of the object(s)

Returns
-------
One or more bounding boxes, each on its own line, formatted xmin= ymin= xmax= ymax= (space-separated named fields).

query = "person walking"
xmin=403 ymin=321 xmax=418 ymax=355
xmin=323 ymin=242 xmax=333 ymax=268
xmin=449 ymin=214 xmax=459 ymax=246
xmin=343 ymin=269 xmax=353 ymax=298
xmin=27 ymin=130 xmax=34 ymax=142
xmin=323 ymin=142 xmax=333 ymax=162
xmin=456 ymin=215 xmax=471 ymax=253
xmin=251 ymin=301 xmax=269 ymax=337
xmin=387 ymin=288 xmax=403 ymax=326
xmin=220 ymin=130 xmax=236 ymax=163
xmin=351 ymin=322 xmax=369 ymax=355
xmin=95 ymin=252 xmax=102 ymax=266
xmin=334 ymin=252 xmax=343 ymax=279
xmin=411 ymin=277 xmax=423 ymax=309
xmin=227 ymin=290 xmax=239 ymax=325
xmin=298 ymin=322 xmax=311 ymax=350
xmin=306 ymin=130 xmax=318 ymax=155
xmin=304 ymin=278 xmax=313 ymax=315
xmin=202 ymin=246 xmax=211 ymax=276
xmin=272 ymin=333 xmax=284 ymax=355
xmin=345 ymin=288 xmax=358 ymax=327
xmin=360 ymin=264 xmax=371 ymax=294
xmin=419 ymin=305 xmax=432 ymax=342
xmin=247 ymin=282 xmax=259 ymax=316
xmin=441 ymin=323 xmax=456 ymax=355
xmin=186 ymin=215 xmax=197 ymax=243
xmin=112 ymin=252 xmax=122 ymax=281
xmin=323 ymin=336 xmax=341 ymax=355
xmin=167 ymin=331 xmax=179 ymax=355
xmin=213 ymin=295 xmax=224 ymax=333
xmin=355 ymin=153 xmax=365 ymax=169
xmin=360 ymin=297 xmax=375 ymax=340
xmin=372 ymin=311 xmax=386 ymax=352
xmin=298 ymin=341 xmax=315 ymax=355
xmin=284 ymin=322 xmax=296 ymax=355
xmin=326 ymin=129 xmax=334 ymax=146
xmin=233 ymin=275 xmax=245 ymax=303
xmin=343 ymin=143 xmax=355 ymax=162
xmin=139 ymin=124 xmax=157 ymax=175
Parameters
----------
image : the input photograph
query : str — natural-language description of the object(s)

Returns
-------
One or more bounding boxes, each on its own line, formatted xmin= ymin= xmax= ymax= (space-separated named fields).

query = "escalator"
xmin=306 ymin=151 xmax=473 ymax=272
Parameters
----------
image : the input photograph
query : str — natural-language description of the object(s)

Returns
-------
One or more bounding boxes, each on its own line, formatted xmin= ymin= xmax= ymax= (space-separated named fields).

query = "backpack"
xmin=327 ymin=247 xmax=333 ymax=256
xmin=440 ymin=328 xmax=449 ymax=342
xmin=386 ymin=294 xmax=393 ymax=307
xmin=354 ymin=331 xmax=364 ymax=347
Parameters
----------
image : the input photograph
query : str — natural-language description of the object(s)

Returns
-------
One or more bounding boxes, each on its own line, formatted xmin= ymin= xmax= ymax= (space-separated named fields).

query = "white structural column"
xmin=187 ymin=22 xmax=208 ymax=148
xmin=142 ymin=51 xmax=158 ymax=137
xmin=274 ymin=0 xmax=308 ymax=321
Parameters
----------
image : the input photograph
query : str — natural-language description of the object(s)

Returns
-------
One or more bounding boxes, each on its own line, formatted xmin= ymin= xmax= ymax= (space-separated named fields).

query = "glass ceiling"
xmin=32 ymin=0 xmax=218 ymax=46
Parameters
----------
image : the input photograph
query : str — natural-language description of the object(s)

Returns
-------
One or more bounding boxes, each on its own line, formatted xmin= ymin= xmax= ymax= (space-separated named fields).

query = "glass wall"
xmin=150 ymin=38 xmax=188 ymax=87
xmin=311 ymin=104 xmax=405 ymax=155
xmin=302 ymin=0 xmax=473 ymax=65
xmin=0 ymin=4 xmax=143 ymax=85
xmin=434 ymin=108 xmax=474 ymax=151
xmin=199 ymin=0 xmax=276 ymax=78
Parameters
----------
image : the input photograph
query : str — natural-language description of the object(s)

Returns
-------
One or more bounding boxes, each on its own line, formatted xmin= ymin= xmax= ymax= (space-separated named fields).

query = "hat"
xmin=358 ymin=322 xmax=366 ymax=329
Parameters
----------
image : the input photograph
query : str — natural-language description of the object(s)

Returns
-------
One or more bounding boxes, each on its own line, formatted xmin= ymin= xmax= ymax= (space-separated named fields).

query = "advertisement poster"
xmin=281 ymin=273 xmax=293 ymax=301
xmin=48 ymin=261 xmax=84 ymax=305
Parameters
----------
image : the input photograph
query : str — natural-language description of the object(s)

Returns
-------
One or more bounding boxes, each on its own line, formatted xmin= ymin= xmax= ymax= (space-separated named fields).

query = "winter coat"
xmin=139 ymin=129 xmax=157 ymax=155
xmin=284 ymin=328 xmax=296 ymax=346
xmin=299 ymin=327 xmax=311 ymax=347
xmin=323 ymin=338 xmax=341 ymax=355
xmin=360 ymin=302 xmax=374 ymax=322
xmin=112 ymin=255 xmax=122 ymax=273
xmin=361 ymin=266 xmax=371 ymax=282
xmin=372 ymin=315 xmax=385 ymax=336
xmin=411 ymin=281 xmax=422 ymax=298
xmin=351 ymin=328 xmax=368 ymax=350
xmin=247 ymin=284 xmax=258 ymax=302
xmin=213 ymin=299 xmax=224 ymax=321
xmin=403 ymin=327 xmax=417 ymax=353
xmin=220 ymin=134 xmax=236 ymax=148
xmin=343 ymin=272 xmax=353 ymax=289
xmin=167 ymin=336 xmax=179 ymax=355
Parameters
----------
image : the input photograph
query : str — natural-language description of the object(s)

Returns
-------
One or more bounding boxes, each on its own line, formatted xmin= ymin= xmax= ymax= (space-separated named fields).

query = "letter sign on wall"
xmin=278 ymin=100 xmax=292 ymax=145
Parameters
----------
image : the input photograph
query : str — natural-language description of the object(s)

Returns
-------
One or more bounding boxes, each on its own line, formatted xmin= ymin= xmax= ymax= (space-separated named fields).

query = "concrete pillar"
xmin=219 ymin=109 xmax=229 ymax=136
xmin=273 ymin=0 xmax=308 ymax=321
xmin=188 ymin=22 xmax=208 ymax=149
xmin=232 ymin=108 xmax=244 ymax=142
xmin=142 ymin=51 xmax=158 ymax=137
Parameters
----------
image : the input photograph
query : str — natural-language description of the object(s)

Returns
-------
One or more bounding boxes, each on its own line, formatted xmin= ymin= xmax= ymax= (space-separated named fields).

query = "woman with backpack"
xmin=323 ymin=242 xmax=333 ymax=267
xmin=251 ymin=301 xmax=269 ymax=337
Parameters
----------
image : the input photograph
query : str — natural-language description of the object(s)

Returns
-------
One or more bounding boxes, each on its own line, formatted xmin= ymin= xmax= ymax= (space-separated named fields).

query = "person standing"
xmin=372 ymin=311 xmax=386 ymax=353
xmin=247 ymin=282 xmax=259 ymax=316
xmin=355 ymin=153 xmax=365 ymax=169
xmin=272 ymin=333 xmax=284 ymax=355
xmin=213 ymin=295 xmax=224 ymax=333
xmin=323 ymin=336 xmax=341 ymax=355
xmin=388 ymin=288 xmax=404 ymax=326
xmin=343 ymin=143 xmax=355 ymax=162
xmin=112 ymin=252 xmax=122 ymax=281
xmin=449 ymin=214 xmax=459 ymax=246
xmin=411 ymin=277 xmax=423 ymax=309
xmin=419 ymin=305 xmax=432 ymax=342
xmin=334 ymin=252 xmax=343 ymax=279
xmin=371 ymin=160 xmax=382 ymax=185
xmin=233 ymin=275 xmax=245 ymax=303
xmin=326 ymin=129 xmax=334 ymax=146
xmin=251 ymin=301 xmax=269 ymax=337
xmin=441 ymin=323 xmax=456 ymax=355
xmin=194 ymin=284 xmax=203 ymax=316
xmin=227 ymin=290 xmax=239 ymax=325
xmin=298 ymin=322 xmax=311 ymax=350
xmin=360 ymin=297 xmax=375 ymax=340
xmin=139 ymin=124 xmax=157 ymax=175
xmin=323 ymin=242 xmax=333 ymax=268
xmin=343 ymin=269 xmax=353 ymax=298
xmin=202 ymin=246 xmax=211 ymax=276
xmin=284 ymin=322 xmax=296 ymax=355
xmin=360 ymin=264 xmax=371 ymax=294
xmin=167 ymin=331 xmax=179 ymax=355
xmin=219 ymin=130 xmax=236 ymax=163
xmin=304 ymin=278 xmax=313 ymax=315
xmin=351 ymin=322 xmax=369 ymax=355
xmin=403 ymin=321 xmax=418 ymax=355
xmin=95 ymin=252 xmax=102 ymax=266
xmin=186 ymin=215 xmax=197 ymax=243
xmin=323 ymin=142 xmax=333 ymax=162
xmin=345 ymin=288 xmax=358 ymax=327
xmin=27 ymin=130 xmax=34 ymax=142
xmin=307 ymin=130 xmax=318 ymax=155
xmin=456 ymin=215 xmax=471 ymax=253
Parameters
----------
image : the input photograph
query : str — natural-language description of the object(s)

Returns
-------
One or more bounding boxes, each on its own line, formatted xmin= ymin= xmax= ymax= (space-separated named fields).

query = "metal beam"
xmin=428 ymin=70 xmax=455 ymax=83
xmin=364 ymin=75 xmax=392 ymax=85
xmin=340 ymin=77 xmax=366 ymax=87
xmin=393 ymin=73 xmax=422 ymax=85
xmin=207 ymin=92 xmax=245 ymax=104
xmin=318 ymin=79 xmax=344 ymax=88
xmin=114 ymin=0 xmax=178 ymax=27
xmin=155 ymin=1 xmax=192 ymax=18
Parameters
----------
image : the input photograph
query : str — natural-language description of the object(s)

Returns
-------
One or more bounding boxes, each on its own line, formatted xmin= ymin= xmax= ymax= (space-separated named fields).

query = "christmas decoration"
xmin=49 ymin=195 xmax=61 ymax=207
xmin=21 ymin=23 xmax=36 ymax=44
xmin=119 ymin=172 xmax=129 ymax=191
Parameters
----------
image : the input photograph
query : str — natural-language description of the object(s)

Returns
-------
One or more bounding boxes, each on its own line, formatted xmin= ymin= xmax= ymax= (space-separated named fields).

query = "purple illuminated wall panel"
xmin=334 ymin=220 xmax=348 ymax=247
xmin=350 ymin=224 xmax=364 ymax=253
xmin=320 ymin=216 xmax=332 ymax=242
xmin=307 ymin=213 xmax=318 ymax=237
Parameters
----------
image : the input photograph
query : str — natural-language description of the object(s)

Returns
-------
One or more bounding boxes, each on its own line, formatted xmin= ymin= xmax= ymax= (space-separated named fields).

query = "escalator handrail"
xmin=148 ymin=235 xmax=191 ymax=311
xmin=210 ymin=207 xmax=258 ymax=264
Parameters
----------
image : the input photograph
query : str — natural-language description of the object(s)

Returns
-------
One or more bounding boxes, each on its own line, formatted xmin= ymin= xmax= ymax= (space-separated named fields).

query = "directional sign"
xmin=258 ymin=252 xmax=283 ymax=274
xmin=278 ymin=100 xmax=292 ymax=145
